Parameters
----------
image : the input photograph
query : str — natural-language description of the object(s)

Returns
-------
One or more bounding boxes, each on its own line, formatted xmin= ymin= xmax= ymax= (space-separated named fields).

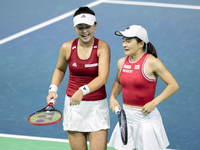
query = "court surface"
xmin=0 ymin=0 xmax=200 ymax=149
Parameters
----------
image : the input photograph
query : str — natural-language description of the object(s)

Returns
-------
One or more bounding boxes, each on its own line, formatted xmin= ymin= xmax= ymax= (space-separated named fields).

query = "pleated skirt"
xmin=108 ymin=105 xmax=169 ymax=150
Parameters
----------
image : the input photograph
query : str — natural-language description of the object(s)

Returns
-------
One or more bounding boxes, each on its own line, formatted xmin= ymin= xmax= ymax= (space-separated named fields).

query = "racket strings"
xmin=119 ymin=110 xmax=128 ymax=145
xmin=29 ymin=111 xmax=62 ymax=123
xmin=120 ymin=114 xmax=126 ymax=139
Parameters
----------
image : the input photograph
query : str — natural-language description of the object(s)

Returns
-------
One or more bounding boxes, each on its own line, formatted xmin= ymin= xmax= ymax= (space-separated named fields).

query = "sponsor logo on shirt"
xmin=85 ymin=63 xmax=98 ymax=67
xmin=122 ymin=69 xmax=133 ymax=73
xmin=124 ymin=65 xmax=131 ymax=69
xmin=72 ymin=46 xmax=76 ymax=50
xmin=72 ymin=62 xmax=77 ymax=67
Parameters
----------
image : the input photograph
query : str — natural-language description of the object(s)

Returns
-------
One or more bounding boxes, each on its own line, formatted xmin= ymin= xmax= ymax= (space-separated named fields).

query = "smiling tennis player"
xmin=109 ymin=25 xmax=179 ymax=150
xmin=46 ymin=6 xmax=110 ymax=150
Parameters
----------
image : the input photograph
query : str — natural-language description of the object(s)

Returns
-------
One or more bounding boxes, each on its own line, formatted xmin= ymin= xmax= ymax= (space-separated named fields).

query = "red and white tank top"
xmin=66 ymin=38 xmax=107 ymax=101
xmin=120 ymin=53 xmax=157 ymax=106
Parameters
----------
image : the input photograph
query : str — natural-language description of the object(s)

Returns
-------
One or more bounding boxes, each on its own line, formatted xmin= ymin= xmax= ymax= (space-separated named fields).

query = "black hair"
xmin=74 ymin=6 xmax=95 ymax=17
xmin=135 ymin=37 xmax=157 ymax=58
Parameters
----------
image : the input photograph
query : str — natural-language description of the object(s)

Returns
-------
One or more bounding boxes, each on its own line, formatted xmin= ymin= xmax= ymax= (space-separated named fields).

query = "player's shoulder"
xmin=118 ymin=57 xmax=126 ymax=63
xmin=146 ymin=54 xmax=164 ymax=70
xmin=61 ymin=40 xmax=74 ymax=49
xmin=97 ymin=39 xmax=110 ymax=57
xmin=59 ymin=40 xmax=75 ymax=59
xmin=117 ymin=57 xmax=126 ymax=69
xmin=60 ymin=40 xmax=75 ymax=54
xmin=98 ymin=39 xmax=110 ymax=49
xmin=146 ymin=54 xmax=160 ymax=64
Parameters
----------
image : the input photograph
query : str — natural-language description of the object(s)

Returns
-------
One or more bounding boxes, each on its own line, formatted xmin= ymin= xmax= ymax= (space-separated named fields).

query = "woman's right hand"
xmin=110 ymin=97 xmax=121 ymax=113
xmin=46 ymin=91 xmax=57 ymax=104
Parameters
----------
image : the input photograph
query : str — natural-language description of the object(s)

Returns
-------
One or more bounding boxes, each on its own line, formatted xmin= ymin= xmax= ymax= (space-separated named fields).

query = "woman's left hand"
xmin=70 ymin=89 xmax=83 ymax=106
xmin=142 ymin=101 xmax=157 ymax=115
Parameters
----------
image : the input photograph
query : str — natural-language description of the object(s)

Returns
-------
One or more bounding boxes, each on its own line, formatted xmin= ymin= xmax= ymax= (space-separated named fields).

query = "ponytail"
xmin=135 ymin=37 xmax=157 ymax=58
xmin=147 ymin=42 xmax=157 ymax=58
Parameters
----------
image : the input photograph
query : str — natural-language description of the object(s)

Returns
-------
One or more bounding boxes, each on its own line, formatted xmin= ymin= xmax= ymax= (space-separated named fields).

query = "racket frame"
xmin=115 ymin=106 xmax=128 ymax=145
xmin=28 ymin=102 xmax=62 ymax=126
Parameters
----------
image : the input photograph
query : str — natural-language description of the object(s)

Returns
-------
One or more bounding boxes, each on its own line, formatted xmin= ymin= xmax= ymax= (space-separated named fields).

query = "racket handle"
xmin=115 ymin=106 xmax=120 ymax=114
xmin=49 ymin=99 xmax=55 ymax=104
xmin=48 ymin=94 xmax=58 ymax=104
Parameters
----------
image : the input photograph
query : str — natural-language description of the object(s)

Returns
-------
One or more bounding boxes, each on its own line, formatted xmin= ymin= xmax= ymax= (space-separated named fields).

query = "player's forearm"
xmin=153 ymin=82 xmax=179 ymax=105
xmin=87 ymin=74 xmax=108 ymax=93
xmin=110 ymin=81 xmax=122 ymax=100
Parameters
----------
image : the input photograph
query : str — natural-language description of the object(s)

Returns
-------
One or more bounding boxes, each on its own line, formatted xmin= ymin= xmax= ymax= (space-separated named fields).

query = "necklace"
xmin=80 ymin=40 xmax=94 ymax=59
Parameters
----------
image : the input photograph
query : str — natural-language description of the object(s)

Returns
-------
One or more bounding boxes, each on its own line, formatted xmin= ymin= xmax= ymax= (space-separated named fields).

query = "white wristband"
xmin=49 ymin=84 xmax=58 ymax=93
xmin=79 ymin=85 xmax=90 ymax=96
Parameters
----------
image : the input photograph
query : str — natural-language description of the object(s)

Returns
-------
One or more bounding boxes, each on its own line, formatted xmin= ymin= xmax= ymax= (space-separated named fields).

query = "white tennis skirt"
xmin=108 ymin=105 xmax=169 ymax=150
xmin=63 ymin=95 xmax=110 ymax=132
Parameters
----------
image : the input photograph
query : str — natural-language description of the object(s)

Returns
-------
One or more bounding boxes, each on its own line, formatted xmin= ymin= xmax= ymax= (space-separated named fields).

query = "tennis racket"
xmin=28 ymin=99 xmax=62 ymax=126
xmin=115 ymin=106 xmax=128 ymax=145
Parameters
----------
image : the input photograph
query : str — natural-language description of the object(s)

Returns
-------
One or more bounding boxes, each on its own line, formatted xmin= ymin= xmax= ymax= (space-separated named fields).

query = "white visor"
xmin=73 ymin=14 xmax=96 ymax=27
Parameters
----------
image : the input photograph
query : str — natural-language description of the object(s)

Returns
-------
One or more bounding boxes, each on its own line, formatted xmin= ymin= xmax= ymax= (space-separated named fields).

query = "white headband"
xmin=73 ymin=14 xmax=96 ymax=27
